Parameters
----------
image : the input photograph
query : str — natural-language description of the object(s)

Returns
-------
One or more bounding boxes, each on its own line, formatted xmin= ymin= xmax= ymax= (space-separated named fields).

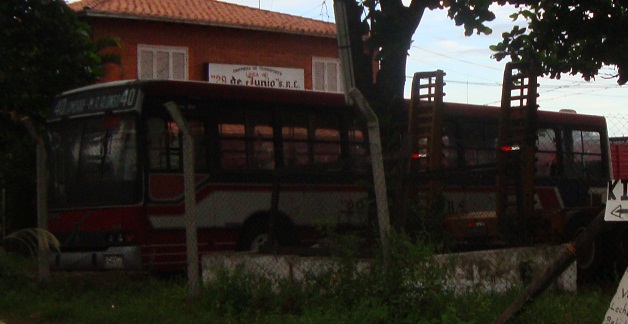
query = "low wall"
xmin=202 ymin=244 xmax=576 ymax=294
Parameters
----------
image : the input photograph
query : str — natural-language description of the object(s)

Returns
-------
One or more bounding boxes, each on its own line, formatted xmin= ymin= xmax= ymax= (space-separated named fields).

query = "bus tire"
xmin=236 ymin=212 xmax=298 ymax=252
xmin=564 ymin=215 xmax=599 ymax=281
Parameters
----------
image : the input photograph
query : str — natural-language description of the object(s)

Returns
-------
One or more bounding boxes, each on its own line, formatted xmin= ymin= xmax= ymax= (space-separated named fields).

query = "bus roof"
xmin=138 ymin=80 xmax=348 ymax=108
xmin=50 ymin=80 xmax=348 ymax=119
xmin=439 ymin=102 xmax=607 ymax=130
xmin=51 ymin=80 xmax=607 ymax=131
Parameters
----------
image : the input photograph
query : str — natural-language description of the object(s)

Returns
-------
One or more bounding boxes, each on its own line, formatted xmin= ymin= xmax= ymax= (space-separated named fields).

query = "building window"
xmin=312 ymin=57 xmax=343 ymax=93
xmin=138 ymin=45 xmax=188 ymax=80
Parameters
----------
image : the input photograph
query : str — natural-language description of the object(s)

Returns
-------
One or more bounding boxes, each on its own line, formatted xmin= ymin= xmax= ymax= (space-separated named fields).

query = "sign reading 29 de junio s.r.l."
xmin=605 ymin=179 xmax=628 ymax=221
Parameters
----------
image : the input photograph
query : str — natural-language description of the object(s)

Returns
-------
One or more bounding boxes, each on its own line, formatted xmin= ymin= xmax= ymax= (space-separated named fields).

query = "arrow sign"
xmin=606 ymin=179 xmax=628 ymax=221
xmin=611 ymin=205 xmax=628 ymax=219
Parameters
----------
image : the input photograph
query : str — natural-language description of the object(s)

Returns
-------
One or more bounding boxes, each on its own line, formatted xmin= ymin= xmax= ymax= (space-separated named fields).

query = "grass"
xmin=0 ymin=248 xmax=617 ymax=323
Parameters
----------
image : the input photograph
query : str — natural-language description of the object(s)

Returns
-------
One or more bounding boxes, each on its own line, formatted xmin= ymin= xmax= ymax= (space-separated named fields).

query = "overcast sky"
xmin=218 ymin=0 xmax=627 ymax=135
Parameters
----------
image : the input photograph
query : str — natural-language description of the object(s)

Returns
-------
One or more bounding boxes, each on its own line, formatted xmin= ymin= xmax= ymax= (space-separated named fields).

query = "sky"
xmin=218 ymin=0 xmax=628 ymax=136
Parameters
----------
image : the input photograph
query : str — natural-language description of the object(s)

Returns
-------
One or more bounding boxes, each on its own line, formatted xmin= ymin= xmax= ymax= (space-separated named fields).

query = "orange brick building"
xmin=69 ymin=0 xmax=343 ymax=93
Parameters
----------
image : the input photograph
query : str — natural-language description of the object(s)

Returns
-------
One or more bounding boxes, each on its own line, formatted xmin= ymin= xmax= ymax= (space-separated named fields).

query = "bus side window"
xmin=441 ymin=122 xmax=458 ymax=169
xmin=571 ymin=130 xmax=603 ymax=179
xmin=247 ymin=110 xmax=274 ymax=170
xmin=348 ymin=124 xmax=368 ymax=169
xmin=146 ymin=117 xmax=202 ymax=171
xmin=189 ymin=120 xmax=207 ymax=171
xmin=282 ymin=113 xmax=309 ymax=167
xmin=219 ymin=109 xmax=275 ymax=170
xmin=251 ymin=126 xmax=274 ymax=169
xmin=312 ymin=115 xmax=340 ymax=164
xmin=218 ymin=110 xmax=246 ymax=170
xmin=461 ymin=123 xmax=495 ymax=166
xmin=536 ymin=129 xmax=557 ymax=177
xmin=582 ymin=131 xmax=603 ymax=179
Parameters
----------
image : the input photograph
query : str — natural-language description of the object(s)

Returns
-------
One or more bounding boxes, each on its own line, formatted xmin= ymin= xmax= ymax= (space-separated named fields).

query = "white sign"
xmin=207 ymin=63 xmax=304 ymax=90
xmin=605 ymin=180 xmax=628 ymax=221
xmin=604 ymin=268 xmax=628 ymax=323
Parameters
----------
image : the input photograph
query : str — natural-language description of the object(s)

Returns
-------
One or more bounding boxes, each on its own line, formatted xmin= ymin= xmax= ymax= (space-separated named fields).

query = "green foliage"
xmin=362 ymin=0 xmax=497 ymax=62
xmin=0 ymin=251 xmax=38 ymax=279
xmin=1 ymin=0 xmax=104 ymax=118
xmin=0 ymin=246 xmax=617 ymax=323
xmin=490 ymin=1 xmax=628 ymax=85
xmin=0 ymin=0 xmax=114 ymax=235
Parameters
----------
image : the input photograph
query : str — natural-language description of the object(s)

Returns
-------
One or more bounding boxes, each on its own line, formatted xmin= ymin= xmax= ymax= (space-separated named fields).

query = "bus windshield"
xmin=48 ymin=113 xmax=140 ymax=208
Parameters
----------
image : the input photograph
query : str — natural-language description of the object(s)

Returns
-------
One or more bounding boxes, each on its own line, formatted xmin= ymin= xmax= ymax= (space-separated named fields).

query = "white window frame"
xmin=312 ymin=57 xmax=343 ymax=93
xmin=137 ymin=45 xmax=188 ymax=80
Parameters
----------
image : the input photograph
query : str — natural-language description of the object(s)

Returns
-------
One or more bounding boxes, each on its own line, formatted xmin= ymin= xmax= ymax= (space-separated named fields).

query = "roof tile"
xmin=69 ymin=0 xmax=337 ymax=37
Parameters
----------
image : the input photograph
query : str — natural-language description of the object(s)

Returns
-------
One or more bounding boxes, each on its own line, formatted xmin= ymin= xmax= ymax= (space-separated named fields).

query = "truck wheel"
xmin=565 ymin=216 xmax=599 ymax=282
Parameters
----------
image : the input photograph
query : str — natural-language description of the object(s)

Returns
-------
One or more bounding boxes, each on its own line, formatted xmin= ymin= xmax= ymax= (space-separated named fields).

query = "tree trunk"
xmin=340 ymin=0 xmax=425 ymax=229
xmin=373 ymin=45 xmax=412 ymax=229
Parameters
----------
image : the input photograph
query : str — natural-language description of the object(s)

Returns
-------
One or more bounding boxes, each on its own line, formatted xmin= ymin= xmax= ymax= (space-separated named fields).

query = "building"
xmin=69 ymin=0 xmax=343 ymax=93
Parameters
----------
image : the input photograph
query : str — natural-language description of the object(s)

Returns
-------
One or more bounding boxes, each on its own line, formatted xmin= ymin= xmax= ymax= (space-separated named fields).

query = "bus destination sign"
xmin=51 ymin=85 xmax=141 ymax=118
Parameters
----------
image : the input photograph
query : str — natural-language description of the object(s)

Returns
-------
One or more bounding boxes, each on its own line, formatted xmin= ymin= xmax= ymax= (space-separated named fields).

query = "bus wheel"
xmin=236 ymin=213 xmax=298 ymax=252
xmin=565 ymin=216 xmax=599 ymax=281
xmin=248 ymin=232 xmax=269 ymax=253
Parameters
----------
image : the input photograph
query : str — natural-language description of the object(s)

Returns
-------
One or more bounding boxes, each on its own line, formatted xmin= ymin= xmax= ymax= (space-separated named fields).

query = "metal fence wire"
xmin=30 ymin=108 xmax=628 ymax=300
xmin=242 ymin=112 xmax=628 ymax=293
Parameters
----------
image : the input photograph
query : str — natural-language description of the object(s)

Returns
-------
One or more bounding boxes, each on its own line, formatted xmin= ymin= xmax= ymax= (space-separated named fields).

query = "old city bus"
xmin=411 ymin=102 xmax=625 ymax=275
xmin=47 ymin=80 xmax=369 ymax=271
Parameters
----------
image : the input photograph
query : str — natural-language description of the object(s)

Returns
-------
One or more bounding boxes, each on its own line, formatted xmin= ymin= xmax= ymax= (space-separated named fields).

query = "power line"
xmin=411 ymin=45 xmax=503 ymax=71
xmin=410 ymin=45 xmax=625 ymax=95
xmin=299 ymin=2 xmax=325 ymax=19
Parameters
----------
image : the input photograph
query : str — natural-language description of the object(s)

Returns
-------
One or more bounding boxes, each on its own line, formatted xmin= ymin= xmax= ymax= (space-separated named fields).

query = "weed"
xmin=0 ymin=235 xmax=617 ymax=323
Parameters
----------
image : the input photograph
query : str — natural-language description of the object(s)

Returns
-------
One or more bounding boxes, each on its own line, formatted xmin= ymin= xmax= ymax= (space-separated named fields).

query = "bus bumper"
xmin=51 ymin=246 xmax=142 ymax=270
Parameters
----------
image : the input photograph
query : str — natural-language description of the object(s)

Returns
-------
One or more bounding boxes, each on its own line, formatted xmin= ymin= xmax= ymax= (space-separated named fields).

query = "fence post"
xmin=1 ymin=179 xmax=5 ymax=240
xmin=348 ymin=88 xmax=391 ymax=264
xmin=20 ymin=117 xmax=50 ymax=284
xmin=164 ymin=102 xmax=199 ymax=300
xmin=496 ymin=209 xmax=607 ymax=323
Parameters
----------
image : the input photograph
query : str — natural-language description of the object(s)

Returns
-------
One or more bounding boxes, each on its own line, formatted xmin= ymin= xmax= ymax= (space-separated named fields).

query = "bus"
xmin=47 ymin=80 xmax=370 ymax=271
xmin=409 ymin=101 xmax=628 ymax=276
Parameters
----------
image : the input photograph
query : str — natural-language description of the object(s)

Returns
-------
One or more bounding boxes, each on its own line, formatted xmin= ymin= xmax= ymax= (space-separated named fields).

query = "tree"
xmin=343 ymin=0 xmax=628 ymax=123
xmin=341 ymin=0 xmax=628 ymax=230
xmin=340 ymin=0 xmax=498 ymax=133
xmin=338 ymin=0 xmax=505 ymax=229
xmin=490 ymin=1 xmax=628 ymax=85
xmin=0 ymin=0 xmax=111 ymax=233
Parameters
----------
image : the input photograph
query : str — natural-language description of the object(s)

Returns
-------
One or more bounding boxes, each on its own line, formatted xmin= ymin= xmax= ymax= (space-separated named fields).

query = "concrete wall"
xmin=202 ymin=245 xmax=577 ymax=294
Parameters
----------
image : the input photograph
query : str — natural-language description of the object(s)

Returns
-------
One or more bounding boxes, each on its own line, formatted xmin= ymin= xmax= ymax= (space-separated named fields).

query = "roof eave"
xmin=77 ymin=10 xmax=337 ymax=39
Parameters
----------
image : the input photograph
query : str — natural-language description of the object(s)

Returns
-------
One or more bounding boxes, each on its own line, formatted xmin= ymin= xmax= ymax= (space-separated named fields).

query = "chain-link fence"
xmin=226 ymin=109 xmax=628 ymax=296
xmin=606 ymin=114 xmax=628 ymax=140
xmin=20 ymin=87 xmax=627 ymax=308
